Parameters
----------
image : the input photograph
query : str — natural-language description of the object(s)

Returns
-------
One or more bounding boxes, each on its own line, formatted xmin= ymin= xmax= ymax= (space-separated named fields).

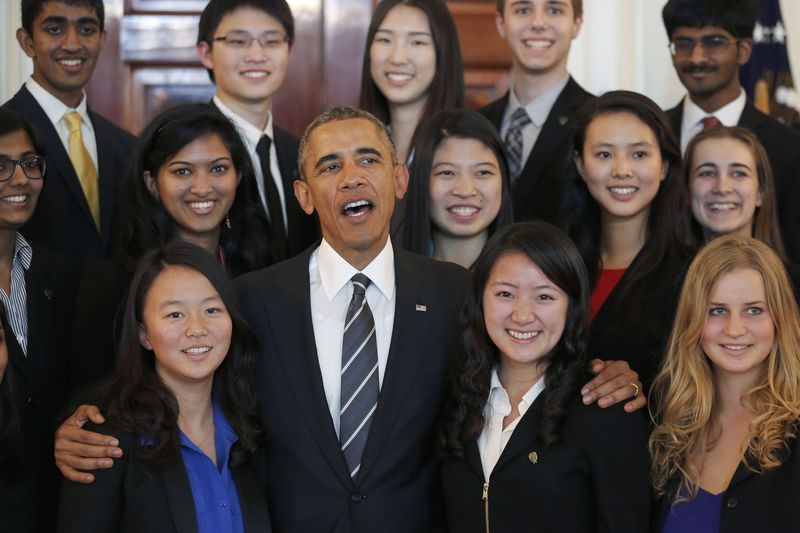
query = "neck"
xmin=498 ymin=360 xmax=546 ymax=399
xmin=389 ymin=98 xmax=427 ymax=162
xmin=512 ymin=63 xmax=568 ymax=106
xmin=432 ymin=230 xmax=488 ymax=269
xmin=689 ymin=84 xmax=742 ymax=115
xmin=714 ymin=368 xmax=759 ymax=415
xmin=177 ymin=228 xmax=221 ymax=257
xmin=34 ymin=73 xmax=83 ymax=108
xmin=217 ymin=92 xmax=272 ymax=131
xmin=160 ymin=372 xmax=215 ymax=434
xmin=703 ymin=223 xmax=752 ymax=243
xmin=331 ymin=235 xmax=387 ymax=271
xmin=600 ymin=211 xmax=648 ymax=269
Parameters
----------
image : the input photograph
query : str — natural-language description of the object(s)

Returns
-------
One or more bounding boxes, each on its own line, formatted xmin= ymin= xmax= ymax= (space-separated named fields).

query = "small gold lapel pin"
xmin=528 ymin=451 xmax=538 ymax=464
xmin=559 ymin=116 xmax=568 ymax=126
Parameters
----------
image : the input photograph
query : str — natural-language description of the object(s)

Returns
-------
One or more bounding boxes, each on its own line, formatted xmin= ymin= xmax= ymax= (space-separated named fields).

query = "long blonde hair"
xmin=649 ymin=235 xmax=800 ymax=500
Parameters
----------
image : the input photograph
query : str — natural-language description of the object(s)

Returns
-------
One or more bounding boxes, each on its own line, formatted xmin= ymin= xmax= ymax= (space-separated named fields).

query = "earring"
xmin=225 ymin=212 xmax=231 ymax=230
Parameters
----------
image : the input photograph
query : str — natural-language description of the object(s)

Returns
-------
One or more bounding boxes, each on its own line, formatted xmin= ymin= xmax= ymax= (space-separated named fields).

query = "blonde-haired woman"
xmin=650 ymin=235 xmax=800 ymax=532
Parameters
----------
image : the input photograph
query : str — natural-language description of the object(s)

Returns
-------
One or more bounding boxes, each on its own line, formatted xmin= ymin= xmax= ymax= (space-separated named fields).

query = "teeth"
xmin=508 ymin=330 xmax=539 ymax=340
xmin=59 ymin=59 xmax=82 ymax=66
xmin=524 ymin=40 xmax=552 ymax=49
xmin=709 ymin=202 xmax=737 ymax=211
xmin=610 ymin=187 xmax=636 ymax=195
xmin=2 ymin=195 xmax=26 ymax=203
xmin=345 ymin=200 xmax=369 ymax=209
xmin=190 ymin=201 xmax=214 ymax=210
xmin=242 ymin=71 xmax=267 ymax=78
xmin=387 ymin=73 xmax=412 ymax=81
xmin=184 ymin=347 xmax=211 ymax=355
xmin=721 ymin=344 xmax=748 ymax=351
xmin=449 ymin=206 xmax=478 ymax=217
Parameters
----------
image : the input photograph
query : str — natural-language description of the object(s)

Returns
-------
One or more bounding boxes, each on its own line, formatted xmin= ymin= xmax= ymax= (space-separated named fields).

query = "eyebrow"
xmin=0 ymin=150 xmax=36 ymax=158
xmin=41 ymin=15 xmax=100 ymax=25
xmin=167 ymin=156 xmax=231 ymax=167
xmin=375 ymin=28 xmax=433 ymax=37
xmin=592 ymin=141 xmax=654 ymax=149
xmin=159 ymin=295 xmax=222 ymax=309
xmin=491 ymin=281 xmax=555 ymax=290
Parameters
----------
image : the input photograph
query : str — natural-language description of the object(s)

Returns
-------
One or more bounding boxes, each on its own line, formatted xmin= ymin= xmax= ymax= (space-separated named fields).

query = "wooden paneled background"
xmin=85 ymin=0 xmax=512 ymax=136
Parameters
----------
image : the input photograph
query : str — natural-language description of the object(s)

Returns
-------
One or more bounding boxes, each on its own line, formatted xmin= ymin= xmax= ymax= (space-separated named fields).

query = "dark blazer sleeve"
xmin=57 ymin=422 xmax=131 ymax=532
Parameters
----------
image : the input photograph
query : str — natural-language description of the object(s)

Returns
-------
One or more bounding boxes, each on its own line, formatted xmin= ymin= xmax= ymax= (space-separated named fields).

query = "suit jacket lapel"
xmin=161 ymin=461 xmax=199 ymax=533
xmin=91 ymin=108 xmax=116 ymax=247
xmin=357 ymin=251 xmax=436 ymax=482
xmin=465 ymin=441 xmax=484 ymax=481
xmin=738 ymin=100 xmax=769 ymax=132
xmin=233 ymin=464 xmax=271 ymax=532
xmin=492 ymin=393 xmax=546 ymax=472
xmin=264 ymin=250 xmax=351 ymax=486
xmin=665 ymin=103 xmax=683 ymax=143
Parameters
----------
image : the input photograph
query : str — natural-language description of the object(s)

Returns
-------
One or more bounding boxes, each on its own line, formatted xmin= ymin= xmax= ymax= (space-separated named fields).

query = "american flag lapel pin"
xmin=415 ymin=304 xmax=427 ymax=312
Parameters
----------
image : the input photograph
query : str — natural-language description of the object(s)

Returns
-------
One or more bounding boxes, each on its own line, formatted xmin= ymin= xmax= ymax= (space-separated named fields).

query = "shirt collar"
xmin=682 ymin=88 xmax=747 ymax=129
xmin=506 ymin=73 xmax=570 ymax=129
xmin=317 ymin=237 xmax=395 ymax=302
xmin=213 ymin=94 xmax=273 ymax=146
xmin=13 ymin=233 xmax=33 ymax=271
xmin=26 ymin=77 xmax=91 ymax=130
xmin=487 ymin=367 xmax=546 ymax=417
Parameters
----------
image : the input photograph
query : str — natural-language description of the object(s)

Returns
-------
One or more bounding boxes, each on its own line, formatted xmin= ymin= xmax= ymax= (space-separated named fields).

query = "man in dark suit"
xmin=196 ymin=0 xmax=318 ymax=262
xmin=3 ymin=0 xmax=134 ymax=270
xmin=662 ymin=0 xmax=800 ymax=262
xmin=480 ymin=0 xmax=592 ymax=224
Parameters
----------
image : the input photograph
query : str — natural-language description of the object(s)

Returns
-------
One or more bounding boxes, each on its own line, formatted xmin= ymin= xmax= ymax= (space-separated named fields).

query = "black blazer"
xmin=234 ymin=245 xmax=469 ymax=532
xmin=479 ymin=77 xmax=594 ymax=224
xmin=442 ymin=392 xmax=651 ymax=533
xmin=666 ymin=99 xmax=800 ymax=264
xmin=589 ymin=246 xmax=690 ymax=389
xmin=58 ymin=423 xmax=271 ymax=533
xmin=5 ymin=243 xmax=78 ymax=532
xmin=2 ymin=86 xmax=135 ymax=269
xmin=653 ymin=433 xmax=800 ymax=532
xmin=209 ymin=101 xmax=319 ymax=260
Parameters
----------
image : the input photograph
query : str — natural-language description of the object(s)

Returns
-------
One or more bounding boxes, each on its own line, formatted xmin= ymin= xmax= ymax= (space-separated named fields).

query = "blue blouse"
xmin=179 ymin=401 xmax=245 ymax=533
xmin=662 ymin=487 xmax=723 ymax=533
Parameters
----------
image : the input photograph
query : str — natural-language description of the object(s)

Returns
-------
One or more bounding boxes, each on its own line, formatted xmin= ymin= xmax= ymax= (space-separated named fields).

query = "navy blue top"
xmin=662 ymin=487 xmax=723 ymax=533
xmin=179 ymin=400 xmax=244 ymax=533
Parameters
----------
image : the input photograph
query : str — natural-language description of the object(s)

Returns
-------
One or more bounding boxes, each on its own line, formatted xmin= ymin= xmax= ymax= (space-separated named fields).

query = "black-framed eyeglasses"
xmin=668 ymin=36 xmax=739 ymax=56
xmin=0 ymin=156 xmax=46 ymax=182
xmin=213 ymin=31 xmax=291 ymax=49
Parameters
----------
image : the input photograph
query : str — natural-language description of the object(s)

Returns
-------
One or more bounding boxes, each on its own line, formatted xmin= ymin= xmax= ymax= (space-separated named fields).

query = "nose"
xmin=451 ymin=174 xmax=476 ymax=198
xmin=185 ymin=313 xmax=209 ymax=338
xmin=388 ymin=40 xmax=409 ymax=64
xmin=61 ymin=24 xmax=82 ymax=51
xmin=688 ymin=40 xmax=708 ymax=63
xmin=339 ymin=159 xmax=367 ymax=190
xmin=243 ymin=39 xmax=267 ymax=62
xmin=711 ymin=174 xmax=733 ymax=194
xmin=190 ymin=172 xmax=213 ymax=196
xmin=529 ymin=5 xmax=548 ymax=30
xmin=612 ymin=158 xmax=633 ymax=179
xmin=511 ymin=298 xmax=536 ymax=325
xmin=722 ymin=314 xmax=746 ymax=338
xmin=8 ymin=161 xmax=30 ymax=186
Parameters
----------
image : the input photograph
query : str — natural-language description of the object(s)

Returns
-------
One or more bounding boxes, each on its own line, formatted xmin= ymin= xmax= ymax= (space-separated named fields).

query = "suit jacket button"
xmin=351 ymin=494 xmax=364 ymax=503
xmin=726 ymin=497 xmax=738 ymax=509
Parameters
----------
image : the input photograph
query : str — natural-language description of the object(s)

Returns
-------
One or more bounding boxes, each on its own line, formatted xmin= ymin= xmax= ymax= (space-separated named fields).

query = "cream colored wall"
xmin=2 ymin=0 xmax=800 ymax=110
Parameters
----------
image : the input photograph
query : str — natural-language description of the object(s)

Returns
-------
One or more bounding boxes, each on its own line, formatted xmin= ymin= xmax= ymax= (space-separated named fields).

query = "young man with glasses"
xmin=2 ymin=0 xmax=134 ymax=271
xmin=662 ymin=0 xmax=800 ymax=261
xmin=197 ymin=0 xmax=318 ymax=263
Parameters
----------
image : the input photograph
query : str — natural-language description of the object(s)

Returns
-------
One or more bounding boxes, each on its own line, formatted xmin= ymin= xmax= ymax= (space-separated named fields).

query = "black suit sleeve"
xmin=57 ymin=423 xmax=130 ymax=533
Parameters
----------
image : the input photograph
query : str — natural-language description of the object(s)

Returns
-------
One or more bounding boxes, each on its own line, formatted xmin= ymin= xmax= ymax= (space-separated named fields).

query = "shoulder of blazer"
xmin=478 ymin=92 xmax=510 ymax=128
xmin=558 ymin=77 xmax=594 ymax=111
xmin=28 ymin=243 xmax=80 ymax=290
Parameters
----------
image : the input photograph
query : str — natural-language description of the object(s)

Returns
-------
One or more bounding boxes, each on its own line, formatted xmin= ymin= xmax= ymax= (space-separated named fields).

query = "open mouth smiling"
xmin=342 ymin=199 xmax=373 ymax=217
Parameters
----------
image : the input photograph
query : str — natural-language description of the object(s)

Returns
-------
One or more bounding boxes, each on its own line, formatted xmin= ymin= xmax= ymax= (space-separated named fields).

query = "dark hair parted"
xmin=118 ymin=103 xmax=273 ymax=276
xmin=197 ymin=0 xmax=294 ymax=82
xmin=495 ymin=0 xmax=583 ymax=18
xmin=358 ymin=0 xmax=464 ymax=152
xmin=439 ymin=222 xmax=590 ymax=457
xmin=560 ymin=90 xmax=692 ymax=315
xmin=402 ymin=109 xmax=513 ymax=256
xmin=90 ymin=241 xmax=263 ymax=471
xmin=21 ymin=0 xmax=105 ymax=33
xmin=662 ymin=0 xmax=758 ymax=40
xmin=684 ymin=125 xmax=786 ymax=259
xmin=0 ymin=109 xmax=47 ymax=158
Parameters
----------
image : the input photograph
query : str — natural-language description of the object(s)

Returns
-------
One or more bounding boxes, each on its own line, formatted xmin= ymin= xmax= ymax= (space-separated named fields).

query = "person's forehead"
xmin=309 ymin=118 xmax=390 ymax=157
xmin=36 ymin=1 xmax=100 ymax=22
xmin=672 ymin=25 xmax=735 ymax=38
xmin=216 ymin=6 xmax=286 ymax=33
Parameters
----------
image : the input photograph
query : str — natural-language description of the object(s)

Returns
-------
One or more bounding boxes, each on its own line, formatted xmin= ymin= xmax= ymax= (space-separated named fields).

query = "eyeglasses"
xmin=0 ymin=156 xmax=46 ymax=182
xmin=213 ymin=31 xmax=291 ymax=49
xmin=668 ymin=36 xmax=739 ymax=57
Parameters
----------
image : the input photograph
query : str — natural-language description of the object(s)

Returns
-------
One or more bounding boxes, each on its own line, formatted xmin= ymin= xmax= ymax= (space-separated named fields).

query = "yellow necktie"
xmin=64 ymin=111 xmax=100 ymax=231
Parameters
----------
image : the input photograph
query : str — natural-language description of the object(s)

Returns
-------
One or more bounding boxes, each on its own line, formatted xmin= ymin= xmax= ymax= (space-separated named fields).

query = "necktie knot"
xmin=509 ymin=107 xmax=532 ymax=129
xmin=351 ymin=273 xmax=371 ymax=297
xmin=701 ymin=116 xmax=721 ymax=129
xmin=256 ymin=134 xmax=272 ymax=155
xmin=64 ymin=111 xmax=82 ymax=133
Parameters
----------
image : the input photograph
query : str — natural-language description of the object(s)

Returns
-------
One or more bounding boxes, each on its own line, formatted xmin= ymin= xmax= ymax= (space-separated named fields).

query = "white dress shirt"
xmin=26 ymin=77 xmax=98 ymax=170
xmin=679 ymin=89 xmax=747 ymax=153
xmin=213 ymin=95 xmax=288 ymax=231
xmin=500 ymin=74 xmax=570 ymax=169
xmin=309 ymin=237 xmax=396 ymax=436
xmin=477 ymin=368 xmax=546 ymax=482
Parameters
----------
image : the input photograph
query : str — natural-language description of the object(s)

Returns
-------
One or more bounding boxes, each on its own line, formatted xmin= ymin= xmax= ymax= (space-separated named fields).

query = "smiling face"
xmin=576 ymin=111 xmax=666 ymax=225
xmin=483 ymin=251 xmax=568 ymax=378
xmin=144 ymin=133 xmax=238 ymax=249
xmin=16 ymin=1 xmax=106 ymax=108
xmin=429 ymin=136 xmax=502 ymax=241
xmin=495 ymin=0 xmax=581 ymax=79
xmin=294 ymin=118 xmax=408 ymax=269
xmin=670 ymin=25 xmax=751 ymax=109
xmin=139 ymin=266 xmax=232 ymax=389
xmin=701 ymin=267 xmax=774 ymax=385
xmin=0 ymin=129 xmax=44 ymax=231
xmin=690 ymin=136 xmax=761 ymax=240
xmin=197 ymin=7 xmax=290 ymax=112
xmin=369 ymin=4 xmax=436 ymax=111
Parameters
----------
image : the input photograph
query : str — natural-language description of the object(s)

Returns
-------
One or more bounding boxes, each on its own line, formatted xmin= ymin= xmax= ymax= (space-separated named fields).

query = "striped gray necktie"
xmin=504 ymin=107 xmax=532 ymax=187
xmin=340 ymin=273 xmax=379 ymax=479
